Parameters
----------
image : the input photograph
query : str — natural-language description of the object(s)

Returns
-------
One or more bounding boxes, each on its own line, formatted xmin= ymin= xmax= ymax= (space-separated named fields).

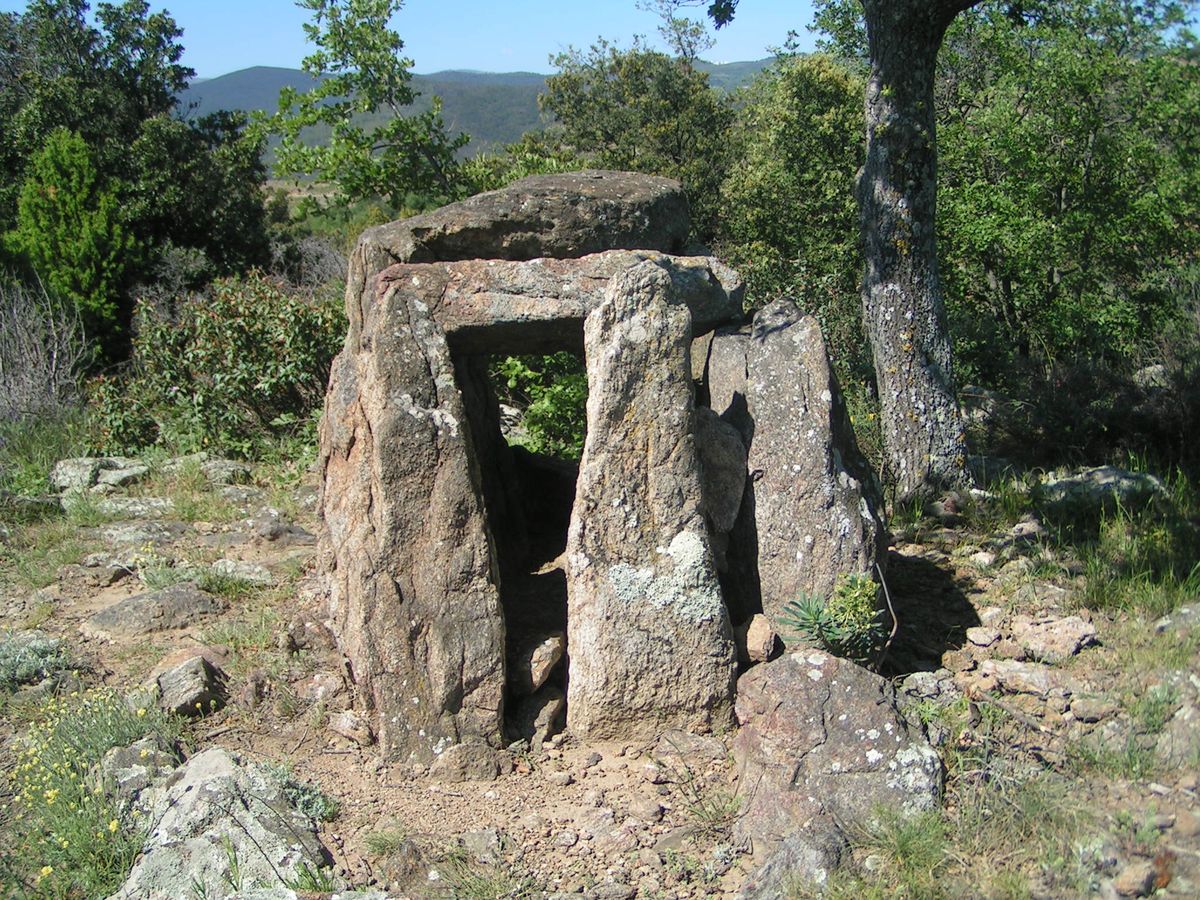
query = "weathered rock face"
xmin=565 ymin=261 xmax=736 ymax=740
xmin=733 ymin=650 xmax=941 ymax=894
xmin=110 ymin=749 xmax=330 ymax=900
xmin=319 ymin=275 xmax=505 ymax=764
xmin=356 ymin=250 xmax=742 ymax=356
xmin=702 ymin=300 xmax=886 ymax=626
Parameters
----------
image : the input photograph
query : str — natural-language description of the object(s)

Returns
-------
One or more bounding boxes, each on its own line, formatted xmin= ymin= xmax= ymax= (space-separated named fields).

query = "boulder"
xmin=732 ymin=651 xmax=941 ymax=893
xmin=565 ymin=260 xmax=736 ymax=740
xmin=82 ymin=583 xmax=227 ymax=640
xmin=705 ymin=301 xmax=886 ymax=627
xmin=509 ymin=685 xmax=567 ymax=747
xmin=1039 ymin=465 xmax=1165 ymax=510
xmin=109 ymin=748 xmax=330 ymax=900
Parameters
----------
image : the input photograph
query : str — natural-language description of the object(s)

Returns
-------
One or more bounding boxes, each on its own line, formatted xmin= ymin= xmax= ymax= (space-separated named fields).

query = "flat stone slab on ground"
xmin=82 ymin=582 xmax=227 ymax=639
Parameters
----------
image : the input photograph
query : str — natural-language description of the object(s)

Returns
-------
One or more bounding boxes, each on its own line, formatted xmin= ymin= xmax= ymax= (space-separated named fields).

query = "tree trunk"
xmin=859 ymin=0 xmax=977 ymax=501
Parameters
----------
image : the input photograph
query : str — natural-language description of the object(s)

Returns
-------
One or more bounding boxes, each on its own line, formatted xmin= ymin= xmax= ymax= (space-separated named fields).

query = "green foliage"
xmin=0 ymin=632 xmax=76 ymax=689
xmin=0 ymin=409 xmax=92 ymax=500
xmin=717 ymin=54 xmax=866 ymax=377
xmin=493 ymin=352 xmax=587 ymax=460
xmin=262 ymin=762 xmax=340 ymax=822
xmin=1 ymin=688 xmax=182 ymax=898
xmin=542 ymin=39 xmax=734 ymax=241
xmin=780 ymin=573 xmax=887 ymax=665
xmin=90 ymin=272 xmax=346 ymax=458
xmin=268 ymin=0 xmax=467 ymax=208
xmin=937 ymin=1 xmax=1200 ymax=383
xmin=6 ymin=129 xmax=138 ymax=356
xmin=457 ymin=132 xmax=584 ymax=196
xmin=0 ymin=1 xmax=272 ymax=361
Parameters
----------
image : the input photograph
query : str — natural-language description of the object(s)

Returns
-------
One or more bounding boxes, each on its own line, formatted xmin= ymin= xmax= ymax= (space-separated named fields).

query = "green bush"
xmin=90 ymin=272 xmax=345 ymax=458
xmin=493 ymin=352 xmax=588 ymax=460
xmin=5 ymin=129 xmax=139 ymax=359
xmin=780 ymin=573 xmax=888 ymax=666
xmin=1 ymin=689 xmax=182 ymax=898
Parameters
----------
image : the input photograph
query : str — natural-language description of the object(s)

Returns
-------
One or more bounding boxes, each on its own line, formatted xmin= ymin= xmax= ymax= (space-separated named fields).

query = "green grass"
xmin=0 ymin=410 xmax=93 ymax=500
xmin=0 ymin=688 xmax=183 ymax=898
xmin=0 ymin=519 xmax=91 ymax=590
xmin=436 ymin=848 xmax=537 ymax=899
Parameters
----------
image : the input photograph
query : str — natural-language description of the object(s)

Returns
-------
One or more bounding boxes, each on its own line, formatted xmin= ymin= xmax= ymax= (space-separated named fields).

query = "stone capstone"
xmin=565 ymin=260 xmax=736 ymax=740
xmin=352 ymin=169 xmax=689 ymax=276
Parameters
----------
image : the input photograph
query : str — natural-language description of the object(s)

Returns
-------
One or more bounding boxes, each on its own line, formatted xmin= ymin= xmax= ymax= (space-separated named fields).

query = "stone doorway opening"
xmin=454 ymin=351 xmax=584 ymax=746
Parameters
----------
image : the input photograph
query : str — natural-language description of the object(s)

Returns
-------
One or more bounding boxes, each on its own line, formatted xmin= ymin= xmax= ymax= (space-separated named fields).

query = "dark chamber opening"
xmin=454 ymin=354 xmax=581 ymax=745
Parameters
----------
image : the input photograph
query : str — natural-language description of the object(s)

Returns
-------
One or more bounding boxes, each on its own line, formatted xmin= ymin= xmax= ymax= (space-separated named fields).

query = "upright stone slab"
xmin=319 ymin=276 xmax=505 ymax=763
xmin=566 ymin=260 xmax=736 ymax=740
xmin=708 ymin=300 xmax=886 ymax=627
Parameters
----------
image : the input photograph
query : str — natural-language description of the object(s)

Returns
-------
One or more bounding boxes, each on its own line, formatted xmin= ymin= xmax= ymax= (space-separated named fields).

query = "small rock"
xmin=969 ymin=550 xmax=997 ymax=569
xmin=211 ymin=558 xmax=275 ymax=586
xmin=547 ymin=771 xmax=574 ymax=787
xmin=977 ymin=659 xmax=1063 ymax=697
xmin=50 ymin=457 xmax=102 ymax=491
xmin=966 ymin=626 xmax=1001 ymax=647
xmin=1070 ymin=696 xmax=1119 ymax=723
xmin=298 ymin=672 xmax=344 ymax=703
xmin=1012 ymin=614 xmax=1097 ymax=663
xmin=1154 ymin=604 xmax=1200 ymax=635
xmin=429 ymin=741 xmax=498 ymax=783
xmin=627 ymin=795 xmax=663 ymax=823
xmin=1112 ymin=860 xmax=1155 ymax=897
xmin=554 ymin=829 xmax=579 ymax=849
xmin=156 ymin=655 xmax=227 ymax=717
xmin=508 ymin=632 xmax=565 ymax=697
xmin=460 ymin=827 xmax=504 ymax=864
xmin=509 ymin=685 xmax=566 ymax=746
xmin=734 ymin=613 xmax=780 ymax=665
xmin=584 ymin=752 xmax=603 ymax=769
xmin=1175 ymin=809 xmax=1200 ymax=838
xmin=200 ymin=459 xmax=252 ymax=486
xmin=328 ymin=710 xmax=374 ymax=746
xmin=96 ymin=463 xmax=150 ymax=488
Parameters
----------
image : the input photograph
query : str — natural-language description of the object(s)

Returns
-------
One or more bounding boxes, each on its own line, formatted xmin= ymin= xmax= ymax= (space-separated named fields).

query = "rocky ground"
xmin=1 ymin=456 xmax=1198 ymax=898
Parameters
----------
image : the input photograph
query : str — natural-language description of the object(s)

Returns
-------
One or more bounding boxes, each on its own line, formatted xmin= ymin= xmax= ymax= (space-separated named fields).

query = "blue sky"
xmin=0 ymin=1 xmax=819 ymax=78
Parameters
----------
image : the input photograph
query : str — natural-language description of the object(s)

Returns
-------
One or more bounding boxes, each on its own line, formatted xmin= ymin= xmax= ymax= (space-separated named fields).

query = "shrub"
xmin=90 ymin=272 xmax=346 ymax=458
xmin=5 ymin=129 xmax=139 ymax=360
xmin=780 ymin=573 xmax=888 ymax=666
xmin=1 ymin=689 xmax=182 ymax=897
xmin=0 ymin=632 xmax=76 ymax=689
xmin=0 ymin=278 xmax=89 ymax=421
xmin=493 ymin=352 xmax=587 ymax=460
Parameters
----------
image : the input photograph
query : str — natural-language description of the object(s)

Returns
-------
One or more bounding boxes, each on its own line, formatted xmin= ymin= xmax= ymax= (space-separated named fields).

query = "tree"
xmin=712 ymin=0 xmax=976 ymax=500
xmin=0 ymin=1 xmax=192 ymax=231
xmin=718 ymin=54 xmax=865 ymax=374
xmin=542 ymin=39 xmax=734 ymax=242
xmin=6 ymin=129 xmax=138 ymax=358
xmin=936 ymin=1 xmax=1200 ymax=381
xmin=269 ymin=0 xmax=467 ymax=209
xmin=0 ymin=1 xmax=270 ymax=299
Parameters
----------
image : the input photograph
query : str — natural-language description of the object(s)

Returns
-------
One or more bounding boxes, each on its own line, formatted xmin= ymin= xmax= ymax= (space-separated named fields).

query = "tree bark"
xmin=859 ymin=0 xmax=977 ymax=500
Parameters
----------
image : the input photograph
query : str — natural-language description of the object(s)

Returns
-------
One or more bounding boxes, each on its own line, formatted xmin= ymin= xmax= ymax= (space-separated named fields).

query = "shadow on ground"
xmin=880 ymin=548 xmax=981 ymax=677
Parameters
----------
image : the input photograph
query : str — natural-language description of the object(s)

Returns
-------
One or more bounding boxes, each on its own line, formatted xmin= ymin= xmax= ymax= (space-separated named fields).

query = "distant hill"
xmin=178 ymin=59 xmax=773 ymax=157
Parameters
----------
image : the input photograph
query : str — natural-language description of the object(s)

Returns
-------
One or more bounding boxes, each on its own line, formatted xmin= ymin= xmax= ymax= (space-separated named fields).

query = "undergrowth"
xmin=0 ymin=689 xmax=182 ymax=897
